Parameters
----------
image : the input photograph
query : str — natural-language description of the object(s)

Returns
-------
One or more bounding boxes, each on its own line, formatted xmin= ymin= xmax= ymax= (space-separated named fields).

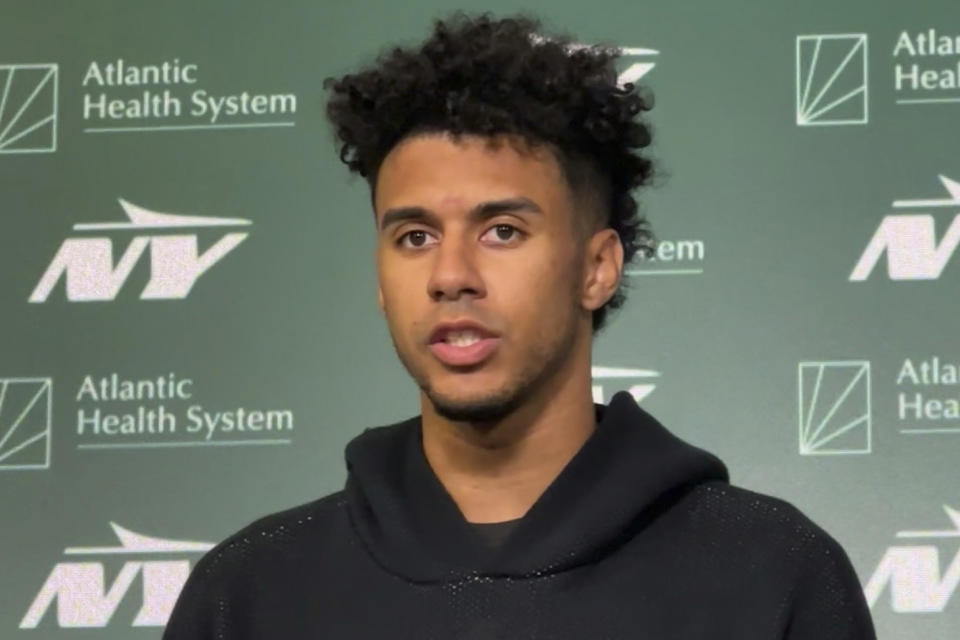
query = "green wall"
xmin=2 ymin=1 xmax=959 ymax=637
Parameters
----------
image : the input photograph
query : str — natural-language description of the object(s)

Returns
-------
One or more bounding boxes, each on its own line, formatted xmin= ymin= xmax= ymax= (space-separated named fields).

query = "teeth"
xmin=445 ymin=330 xmax=481 ymax=347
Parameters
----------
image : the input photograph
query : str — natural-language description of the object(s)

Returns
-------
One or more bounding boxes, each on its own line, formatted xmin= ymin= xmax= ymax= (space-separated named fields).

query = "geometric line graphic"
xmin=0 ymin=378 xmax=52 ymax=469
xmin=0 ymin=64 xmax=58 ymax=153
xmin=796 ymin=34 xmax=868 ymax=126
xmin=798 ymin=361 xmax=871 ymax=455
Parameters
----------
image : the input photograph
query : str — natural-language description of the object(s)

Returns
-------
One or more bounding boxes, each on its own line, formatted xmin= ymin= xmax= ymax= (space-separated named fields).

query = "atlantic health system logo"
xmin=798 ymin=361 xmax=871 ymax=455
xmin=30 ymin=199 xmax=251 ymax=302
xmin=850 ymin=174 xmax=960 ymax=281
xmin=0 ymin=378 xmax=52 ymax=470
xmin=0 ymin=63 xmax=58 ymax=153
xmin=21 ymin=523 xmax=214 ymax=628
xmin=795 ymin=34 xmax=868 ymax=126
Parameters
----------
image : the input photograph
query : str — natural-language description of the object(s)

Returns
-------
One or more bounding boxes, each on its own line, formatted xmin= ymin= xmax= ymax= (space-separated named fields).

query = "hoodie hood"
xmin=343 ymin=391 xmax=729 ymax=583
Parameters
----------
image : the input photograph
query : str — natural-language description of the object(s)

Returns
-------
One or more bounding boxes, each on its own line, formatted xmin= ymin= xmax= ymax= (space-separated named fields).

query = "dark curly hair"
xmin=324 ymin=12 xmax=655 ymax=334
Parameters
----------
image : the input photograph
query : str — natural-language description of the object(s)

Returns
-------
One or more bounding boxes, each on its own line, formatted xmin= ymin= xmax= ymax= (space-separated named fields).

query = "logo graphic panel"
xmin=0 ymin=377 xmax=52 ymax=470
xmin=796 ymin=35 xmax=868 ymax=125
xmin=798 ymin=361 xmax=871 ymax=455
xmin=0 ymin=64 xmax=57 ymax=153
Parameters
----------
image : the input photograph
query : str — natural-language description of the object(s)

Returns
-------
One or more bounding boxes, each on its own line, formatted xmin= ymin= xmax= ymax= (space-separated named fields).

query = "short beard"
xmin=387 ymin=307 xmax=581 ymax=427
xmin=426 ymin=382 xmax=527 ymax=424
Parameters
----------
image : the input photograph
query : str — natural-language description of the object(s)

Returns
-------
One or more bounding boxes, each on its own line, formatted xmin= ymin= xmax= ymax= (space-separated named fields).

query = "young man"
xmin=164 ymin=13 xmax=876 ymax=639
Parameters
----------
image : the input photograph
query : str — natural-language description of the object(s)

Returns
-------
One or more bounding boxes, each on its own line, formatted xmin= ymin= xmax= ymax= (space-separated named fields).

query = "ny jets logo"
xmin=865 ymin=504 xmax=960 ymax=613
xmin=21 ymin=523 xmax=214 ymax=628
xmin=851 ymin=174 xmax=960 ymax=281
xmin=30 ymin=199 xmax=251 ymax=302
xmin=591 ymin=366 xmax=659 ymax=403
xmin=616 ymin=47 xmax=659 ymax=85
xmin=528 ymin=36 xmax=659 ymax=87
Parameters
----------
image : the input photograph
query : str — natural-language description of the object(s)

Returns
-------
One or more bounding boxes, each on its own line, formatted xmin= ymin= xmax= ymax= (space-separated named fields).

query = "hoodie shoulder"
xmin=671 ymin=482 xmax=876 ymax=638
xmin=196 ymin=491 xmax=348 ymax=577
xmin=163 ymin=492 xmax=349 ymax=639
xmin=682 ymin=482 xmax=869 ymax=599
xmin=685 ymin=481 xmax=841 ymax=547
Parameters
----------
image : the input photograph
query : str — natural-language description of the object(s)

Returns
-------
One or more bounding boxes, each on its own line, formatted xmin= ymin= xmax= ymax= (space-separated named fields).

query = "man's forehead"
xmin=381 ymin=133 xmax=560 ymax=177
xmin=439 ymin=195 xmax=468 ymax=208
xmin=374 ymin=135 xmax=566 ymax=211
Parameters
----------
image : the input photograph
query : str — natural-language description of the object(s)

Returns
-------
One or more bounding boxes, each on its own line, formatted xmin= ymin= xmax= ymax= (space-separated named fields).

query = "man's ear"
xmin=581 ymin=228 xmax=623 ymax=312
xmin=377 ymin=284 xmax=385 ymax=314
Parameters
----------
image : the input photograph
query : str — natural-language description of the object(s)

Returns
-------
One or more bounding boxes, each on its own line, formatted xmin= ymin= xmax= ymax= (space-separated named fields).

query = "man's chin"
xmin=426 ymin=387 xmax=525 ymax=424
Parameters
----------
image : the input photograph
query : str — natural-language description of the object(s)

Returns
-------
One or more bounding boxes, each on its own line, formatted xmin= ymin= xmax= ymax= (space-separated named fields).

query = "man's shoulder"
xmin=685 ymin=484 xmax=875 ymax=636
xmin=682 ymin=481 xmax=848 ymax=559
xmin=687 ymin=481 xmax=818 ymax=523
xmin=189 ymin=490 xmax=349 ymax=583
xmin=163 ymin=492 xmax=353 ymax=636
xmin=233 ymin=490 xmax=348 ymax=537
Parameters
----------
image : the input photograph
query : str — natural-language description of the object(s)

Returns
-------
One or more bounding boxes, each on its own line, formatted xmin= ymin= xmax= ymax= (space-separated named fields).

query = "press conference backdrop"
xmin=2 ymin=0 xmax=958 ymax=637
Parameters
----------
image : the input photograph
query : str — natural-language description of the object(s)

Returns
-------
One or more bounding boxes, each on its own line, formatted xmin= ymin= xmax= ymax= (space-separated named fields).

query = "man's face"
xmin=374 ymin=133 xmax=590 ymax=423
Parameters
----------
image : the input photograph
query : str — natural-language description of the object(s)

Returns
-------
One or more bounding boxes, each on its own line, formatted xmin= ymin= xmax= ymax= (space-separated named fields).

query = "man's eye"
xmin=482 ymin=224 xmax=523 ymax=244
xmin=396 ymin=225 xmax=523 ymax=249
xmin=397 ymin=230 xmax=436 ymax=249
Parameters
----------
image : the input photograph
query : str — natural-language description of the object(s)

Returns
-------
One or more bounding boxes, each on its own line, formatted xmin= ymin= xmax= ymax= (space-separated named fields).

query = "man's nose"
xmin=426 ymin=234 xmax=485 ymax=301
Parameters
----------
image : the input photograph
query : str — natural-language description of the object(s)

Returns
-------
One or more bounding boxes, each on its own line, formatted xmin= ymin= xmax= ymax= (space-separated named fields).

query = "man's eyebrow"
xmin=379 ymin=197 xmax=543 ymax=231
xmin=473 ymin=197 xmax=543 ymax=218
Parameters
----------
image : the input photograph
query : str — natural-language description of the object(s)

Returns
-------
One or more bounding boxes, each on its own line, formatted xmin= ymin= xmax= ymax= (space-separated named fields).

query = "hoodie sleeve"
xmin=783 ymin=531 xmax=877 ymax=640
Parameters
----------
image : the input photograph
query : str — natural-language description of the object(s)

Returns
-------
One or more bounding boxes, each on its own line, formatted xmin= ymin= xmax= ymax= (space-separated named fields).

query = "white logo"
xmin=795 ymin=34 xmax=868 ymax=125
xmin=0 ymin=63 xmax=57 ymax=153
xmin=532 ymin=38 xmax=658 ymax=87
xmin=850 ymin=174 xmax=960 ymax=281
xmin=865 ymin=504 xmax=960 ymax=613
xmin=20 ymin=522 xmax=214 ymax=628
xmin=893 ymin=30 xmax=960 ymax=106
xmin=591 ymin=366 xmax=659 ymax=403
xmin=617 ymin=47 xmax=659 ymax=86
xmin=798 ymin=361 xmax=871 ymax=455
xmin=0 ymin=378 xmax=52 ymax=470
xmin=30 ymin=199 xmax=251 ymax=302
xmin=625 ymin=238 xmax=705 ymax=277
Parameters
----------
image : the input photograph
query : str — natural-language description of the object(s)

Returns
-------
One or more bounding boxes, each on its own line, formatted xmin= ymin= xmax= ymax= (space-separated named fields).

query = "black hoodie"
xmin=163 ymin=391 xmax=876 ymax=639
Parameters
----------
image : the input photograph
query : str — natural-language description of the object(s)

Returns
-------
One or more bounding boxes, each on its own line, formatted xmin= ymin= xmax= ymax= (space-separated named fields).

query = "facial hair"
xmin=386 ymin=301 xmax=581 ymax=426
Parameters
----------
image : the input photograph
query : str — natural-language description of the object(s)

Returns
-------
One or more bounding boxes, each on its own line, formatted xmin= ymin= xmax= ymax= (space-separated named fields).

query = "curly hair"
xmin=324 ymin=12 xmax=655 ymax=334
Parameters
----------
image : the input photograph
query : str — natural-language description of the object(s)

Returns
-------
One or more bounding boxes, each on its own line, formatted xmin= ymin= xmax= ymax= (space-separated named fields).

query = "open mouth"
xmin=428 ymin=329 xmax=500 ymax=367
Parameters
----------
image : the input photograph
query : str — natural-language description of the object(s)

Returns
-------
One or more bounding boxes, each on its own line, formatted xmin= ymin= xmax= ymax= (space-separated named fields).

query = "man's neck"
xmin=419 ymin=359 xmax=596 ymax=524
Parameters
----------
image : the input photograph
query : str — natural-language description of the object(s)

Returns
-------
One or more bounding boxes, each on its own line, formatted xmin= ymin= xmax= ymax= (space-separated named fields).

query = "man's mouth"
xmin=442 ymin=330 xmax=485 ymax=347
xmin=428 ymin=325 xmax=501 ymax=367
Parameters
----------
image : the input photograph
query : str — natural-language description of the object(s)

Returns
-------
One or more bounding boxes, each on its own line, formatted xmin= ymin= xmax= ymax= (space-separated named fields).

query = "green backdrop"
xmin=2 ymin=0 xmax=958 ymax=637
